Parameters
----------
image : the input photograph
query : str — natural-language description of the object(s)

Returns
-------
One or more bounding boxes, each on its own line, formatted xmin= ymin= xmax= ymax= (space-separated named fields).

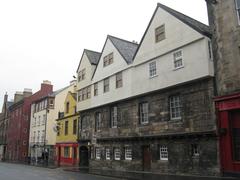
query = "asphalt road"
xmin=0 ymin=162 xmax=122 ymax=180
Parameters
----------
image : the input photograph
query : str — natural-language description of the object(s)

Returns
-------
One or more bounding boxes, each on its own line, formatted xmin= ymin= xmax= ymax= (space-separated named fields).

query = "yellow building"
xmin=55 ymin=91 xmax=79 ymax=166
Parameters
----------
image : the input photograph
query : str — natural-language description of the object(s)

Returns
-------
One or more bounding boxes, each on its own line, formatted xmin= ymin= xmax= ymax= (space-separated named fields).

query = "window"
xmin=65 ymin=121 xmax=69 ymax=135
xmin=236 ymin=0 xmax=240 ymax=23
xmin=66 ymin=102 xmax=70 ymax=114
xmin=78 ymin=68 xmax=86 ymax=82
xmin=73 ymin=119 xmax=77 ymax=135
xmin=95 ymin=147 xmax=101 ymax=160
xmin=33 ymin=131 xmax=36 ymax=142
xmin=111 ymin=106 xmax=118 ymax=128
xmin=49 ymin=99 xmax=54 ymax=108
xmin=38 ymin=116 xmax=41 ymax=126
xmin=125 ymin=147 xmax=132 ymax=160
xmin=160 ymin=145 xmax=168 ymax=161
xmin=95 ymin=113 xmax=101 ymax=131
xmin=42 ymin=114 xmax=46 ymax=125
xmin=83 ymin=88 xmax=87 ymax=100
xmin=155 ymin=24 xmax=165 ymax=42
xmin=139 ymin=102 xmax=149 ymax=124
xmin=103 ymin=78 xmax=109 ymax=93
xmin=41 ymin=130 xmax=45 ymax=142
xmin=191 ymin=144 xmax=200 ymax=157
xmin=37 ymin=130 xmax=40 ymax=142
xmin=116 ymin=72 xmax=123 ymax=88
xmin=87 ymin=86 xmax=91 ymax=99
xmin=78 ymin=90 xmax=82 ymax=102
xmin=114 ymin=148 xmax=120 ymax=160
xmin=64 ymin=147 xmax=70 ymax=158
xmin=103 ymin=52 xmax=113 ymax=67
xmin=94 ymin=83 xmax=98 ymax=96
xmin=149 ymin=61 xmax=157 ymax=77
xmin=106 ymin=148 xmax=110 ymax=160
xmin=81 ymin=116 xmax=89 ymax=130
xmin=173 ymin=50 xmax=183 ymax=69
xmin=169 ymin=95 xmax=182 ymax=120
xmin=33 ymin=117 xmax=36 ymax=127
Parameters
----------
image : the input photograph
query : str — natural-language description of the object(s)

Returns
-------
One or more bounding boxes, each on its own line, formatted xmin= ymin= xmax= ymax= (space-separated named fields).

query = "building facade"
xmin=55 ymin=91 xmax=79 ymax=166
xmin=77 ymin=3 xmax=219 ymax=177
xmin=7 ymin=81 xmax=53 ymax=162
xmin=206 ymin=0 xmax=240 ymax=176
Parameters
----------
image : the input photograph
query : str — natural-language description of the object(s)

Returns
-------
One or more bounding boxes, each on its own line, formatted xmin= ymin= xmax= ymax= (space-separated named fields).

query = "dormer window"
xmin=66 ymin=102 xmax=70 ymax=114
xmin=155 ymin=24 xmax=165 ymax=43
xmin=103 ymin=53 xmax=113 ymax=67
xmin=78 ymin=68 xmax=86 ymax=82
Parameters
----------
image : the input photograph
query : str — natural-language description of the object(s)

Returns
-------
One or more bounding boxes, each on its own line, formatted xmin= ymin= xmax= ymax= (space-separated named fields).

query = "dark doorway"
xmin=79 ymin=146 xmax=89 ymax=167
xmin=142 ymin=145 xmax=151 ymax=171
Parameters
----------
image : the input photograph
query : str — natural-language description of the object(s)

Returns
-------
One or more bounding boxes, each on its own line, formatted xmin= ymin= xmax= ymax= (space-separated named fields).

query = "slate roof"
xmin=85 ymin=49 xmax=101 ymax=65
xmin=108 ymin=35 xmax=138 ymax=64
xmin=157 ymin=3 xmax=211 ymax=38
xmin=6 ymin=101 xmax=14 ymax=109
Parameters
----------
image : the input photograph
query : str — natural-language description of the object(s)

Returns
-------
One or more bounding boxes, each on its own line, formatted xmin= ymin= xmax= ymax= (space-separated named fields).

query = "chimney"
xmin=23 ymin=88 xmax=32 ymax=98
xmin=4 ymin=92 xmax=8 ymax=103
xmin=41 ymin=80 xmax=53 ymax=93
xmin=14 ymin=91 xmax=24 ymax=103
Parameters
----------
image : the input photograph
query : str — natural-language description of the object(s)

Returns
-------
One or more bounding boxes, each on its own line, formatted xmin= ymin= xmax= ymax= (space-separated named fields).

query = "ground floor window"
xmin=125 ymin=147 xmax=132 ymax=160
xmin=95 ymin=147 xmax=101 ymax=160
xmin=114 ymin=148 xmax=120 ymax=160
xmin=191 ymin=144 xmax=200 ymax=157
xmin=105 ymin=148 xmax=110 ymax=160
xmin=64 ymin=147 xmax=70 ymax=158
xmin=159 ymin=145 xmax=168 ymax=161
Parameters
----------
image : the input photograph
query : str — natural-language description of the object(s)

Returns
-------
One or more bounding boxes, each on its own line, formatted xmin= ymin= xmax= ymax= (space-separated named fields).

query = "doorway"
xmin=142 ymin=145 xmax=151 ymax=171
xmin=79 ymin=146 xmax=89 ymax=167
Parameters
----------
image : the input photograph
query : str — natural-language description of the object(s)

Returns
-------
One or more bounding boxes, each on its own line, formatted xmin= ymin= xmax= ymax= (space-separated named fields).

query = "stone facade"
xmin=79 ymin=78 xmax=220 ymax=176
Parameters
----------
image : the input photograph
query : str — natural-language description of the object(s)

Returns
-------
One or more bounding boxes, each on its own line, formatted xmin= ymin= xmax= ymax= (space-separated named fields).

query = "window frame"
xmin=73 ymin=119 xmax=77 ymax=135
xmin=105 ymin=148 xmax=111 ymax=160
xmin=125 ymin=147 xmax=132 ymax=160
xmin=94 ymin=83 xmax=98 ymax=96
xmin=103 ymin=78 xmax=110 ymax=93
xmin=116 ymin=72 xmax=123 ymax=88
xmin=111 ymin=106 xmax=118 ymax=128
xmin=114 ymin=148 xmax=121 ymax=160
xmin=64 ymin=147 xmax=70 ymax=158
xmin=159 ymin=145 xmax=168 ymax=161
xmin=139 ymin=102 xmax=149 ymax=124
xmin=169 ymin=95 xmax=182 ymax=120
xmin=191 ymin=144 xmax=200 ymax=157
xmin=65 ymin=120 xmax=69 ymax=135
xmin=103 ymin=52 xmax=114 ymax=67
xmin=95 ymin=147 xmax=101 ymax=160
xmin=149 ymin=61 xmax=157 ymax=78
xmin=95 ymin=112 xmax=101 ymax=132
xmin=155 ymin=24 xmax=165 ymax=43
xmin=173 ymin=50 xmax=184 ymax=70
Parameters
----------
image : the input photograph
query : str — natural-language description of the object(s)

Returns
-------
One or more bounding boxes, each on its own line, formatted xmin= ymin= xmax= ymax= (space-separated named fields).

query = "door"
xmin=142 ymin=145 xmax=151 ymax=171
xmin=220 ymin=110 xmax=240 ymax=173
xmin=79 ymin=146 xmax=89 ymax=167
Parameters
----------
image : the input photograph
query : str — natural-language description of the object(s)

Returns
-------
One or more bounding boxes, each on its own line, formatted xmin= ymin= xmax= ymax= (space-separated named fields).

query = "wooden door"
xmin=142 ymin=145 xmax=151 ymax=171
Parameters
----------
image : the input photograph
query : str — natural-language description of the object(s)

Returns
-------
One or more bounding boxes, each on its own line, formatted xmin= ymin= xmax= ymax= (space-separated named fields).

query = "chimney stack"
xmin=4 ymin=92 xmax=8 ymax=103
xmin=14 ymin=91 xmax=24 ymax=103
xmin=23 ymin=88 xmax=32 ymax=98
xmin=41 ymin=80 xmax=53 ymax=93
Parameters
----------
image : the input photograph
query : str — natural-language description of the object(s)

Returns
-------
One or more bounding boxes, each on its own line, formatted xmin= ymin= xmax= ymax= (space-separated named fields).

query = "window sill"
xmin=170 ymin=117 xmax=182 ymax=121
xmin=173 ymin=66 xmax=184 ymax=71
xmin=149 ymin=74 xmax=158 ymax=79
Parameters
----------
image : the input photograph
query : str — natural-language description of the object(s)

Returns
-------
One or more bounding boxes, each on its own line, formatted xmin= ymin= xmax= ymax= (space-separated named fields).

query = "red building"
xmin=206 ymin=0 xmax=240 ymax=176
xmin=6 ymin=81 xmax=53 ymax=162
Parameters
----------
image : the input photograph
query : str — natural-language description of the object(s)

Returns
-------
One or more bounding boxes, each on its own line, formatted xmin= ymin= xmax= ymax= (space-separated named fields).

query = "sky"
xmin=0 ymin=0 xmax=208 ymax=106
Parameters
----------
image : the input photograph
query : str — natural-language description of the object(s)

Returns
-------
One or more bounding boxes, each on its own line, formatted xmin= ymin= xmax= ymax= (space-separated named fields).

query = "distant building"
xmin=7 ymin=81 xmax=53 ymax=162
xmin=77 ymin=3 xmax=219 ymax=177
xmin=0 ymin=93 xmax=13 ymax=161
xmin=206 ymin=0 xmax=240 ymax=176
xmin=55 ymin=91 xmax=79 ymax=166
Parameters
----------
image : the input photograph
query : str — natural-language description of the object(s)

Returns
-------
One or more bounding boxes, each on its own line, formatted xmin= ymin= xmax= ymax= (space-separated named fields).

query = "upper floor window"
xmin=103 ymin=52 xmax=113 ymax=67
xmin=236 ymin=0 xmax=240 ymax=23
xmin=78 ymin=90 xmax=82 ymax=102
xmin=173 ymin=50 xmax=183 ymax=69
xmin=95 ymin=112 xmax=101 ymax=131
xmin=73 ymin=119 xmax=77 ymax=135
xmin=38 ymin=116 xmax=41 ymax=126
xmin=149 ymin=61 xmax=157 ymax=78
xmin=159 ymin=145 xmax=168 ymax=161
xmin=169 ymin=95 xmax=182 ymax=120
xmin=111 ymin=106 xmax=118 ymax=128
xmin=116 ymin=72 xmax=123 ymax=88
xmin=155 ymin=24 xmax=165 ymax=43
xmin=41 ymin=130 xmax=45 ymax=142
xmin=66 ymin=102 xmax=70 ymax=114
xmin=87 ymin=86 xmax=91 ymax=99
xmin=94 ymin=83 xmax=98 ymax=96
xmin=78 ymin=68 xmax=86 ymax=82
xmin=42 ymin=114 xmax=46 ymax=125
xmin=81 ymin=116 xmax=89 ymax=130
xmin=65 ymin=121 xmax=69 ymax=135
xmin=103 ymin=78 xmax=110 ymax=93
xmin=139 ymin=102 xmax=149 ymax=124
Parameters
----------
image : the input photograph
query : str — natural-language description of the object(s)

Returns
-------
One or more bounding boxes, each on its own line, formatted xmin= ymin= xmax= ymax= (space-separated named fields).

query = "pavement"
xmin=0 ymin=162 xmax=123 ymax=180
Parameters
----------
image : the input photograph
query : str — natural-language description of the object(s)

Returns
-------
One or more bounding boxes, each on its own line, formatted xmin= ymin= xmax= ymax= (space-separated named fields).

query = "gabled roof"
xmin=132 ymin=3 xmax=211 ymax=61
xmin=108 ymin=35 xmax=138 ymax=64
xmin=157 ymin=3 xmax=211 ymax=38
xmin=76 ymin=49 xmax=101 ymax=73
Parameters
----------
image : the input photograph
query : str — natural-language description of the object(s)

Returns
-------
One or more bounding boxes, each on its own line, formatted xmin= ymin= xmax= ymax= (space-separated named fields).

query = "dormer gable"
xmin=64 ymin=91 xmax=77 ymax=116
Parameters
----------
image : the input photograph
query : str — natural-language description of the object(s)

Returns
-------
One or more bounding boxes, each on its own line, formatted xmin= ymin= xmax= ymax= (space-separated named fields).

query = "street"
xmin=0 ymin=162 xmax=122 ymax=180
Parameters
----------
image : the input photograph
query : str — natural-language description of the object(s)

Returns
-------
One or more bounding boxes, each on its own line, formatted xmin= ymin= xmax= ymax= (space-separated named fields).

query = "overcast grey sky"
xmin=0 ymin=0 xmax=208 ymax=106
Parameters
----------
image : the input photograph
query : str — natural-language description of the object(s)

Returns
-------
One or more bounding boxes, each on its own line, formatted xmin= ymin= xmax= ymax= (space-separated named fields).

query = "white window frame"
xmin=139 ymin=102 xmax=149 ymax=124
xmin=160 ymin=145 xmax=168 ymax=161
xmin=169 ymin=95 xmax=182 ymax=120
xmin=149 ymin=61 xmax=157 ymax=78
xmin=106 ymin=148 xmax=110 ymax=160
xmin=111 ymin=106 xmax=118 ymax=128
xmin=173 ymin=50 xmax=184 ymax=70
xmin=236 ymin=0 xmax=240 ymax=24
xmin=125 ymin=147 xmax=132 ymax=160
xmin=114 ymin=148 xmax=121 ymax=160
xmin=96 ymin=147 xmax=101 ymax=160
